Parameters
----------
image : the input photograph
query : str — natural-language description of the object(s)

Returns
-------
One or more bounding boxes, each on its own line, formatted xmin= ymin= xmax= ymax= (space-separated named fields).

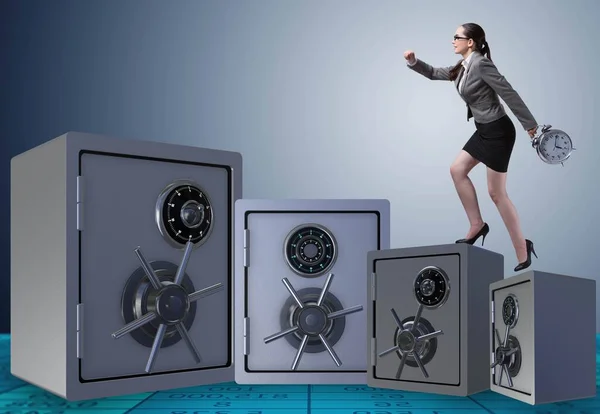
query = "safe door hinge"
xmin=76 ymin=176 xmax=84 ymax=231
xmin=243 ymin=229 xmax=250 ymax=267
xmin=370 ymin=338 xmax=377 ymax=367
xmin=370 ymin=272 xmax=377 ymax=301
xmin=76 ymin=303 xmax=84 ymax=359
xmin=491 ymin=300 xmax=495 ymax=324
xmin=243 ymin=317 xmax=250 ymax=355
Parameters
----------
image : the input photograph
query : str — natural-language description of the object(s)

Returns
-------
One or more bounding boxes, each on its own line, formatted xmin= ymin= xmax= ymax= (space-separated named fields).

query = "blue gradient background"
xmin=1 ymin=0 xmax=599 ymax=333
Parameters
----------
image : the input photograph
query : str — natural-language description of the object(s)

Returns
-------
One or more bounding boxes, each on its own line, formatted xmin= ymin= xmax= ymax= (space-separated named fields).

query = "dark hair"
xmin=449 ymin=23 xmax=492 ymax=81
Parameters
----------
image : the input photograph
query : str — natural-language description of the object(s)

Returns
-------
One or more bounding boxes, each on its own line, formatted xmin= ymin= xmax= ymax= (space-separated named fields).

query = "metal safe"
xmin=490 ymin=270 xmax=596 ymax=405
xmin=10 ymin=132 xmax=242 ymax=400
xmin=234 ymin=199 xmax=390 ymax=384
xmin=367 ymin=243 xmax=503 ymax=396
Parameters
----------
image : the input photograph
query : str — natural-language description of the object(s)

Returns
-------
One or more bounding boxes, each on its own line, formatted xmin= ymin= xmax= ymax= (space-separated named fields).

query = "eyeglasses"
xmin=453 ymin=35 xmax=469 ymax=41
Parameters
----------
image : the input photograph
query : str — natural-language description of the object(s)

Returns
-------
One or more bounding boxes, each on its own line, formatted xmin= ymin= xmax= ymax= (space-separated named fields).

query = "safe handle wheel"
xmin=263 ymin=273 xmax=363 ymax=370
xmin=378 ymin=305 xmax=443 ymax=380
xmin=490 ymin=325 xmax=520 ymax=388
xmin=110 ymin=241 xmax=224 ymax=373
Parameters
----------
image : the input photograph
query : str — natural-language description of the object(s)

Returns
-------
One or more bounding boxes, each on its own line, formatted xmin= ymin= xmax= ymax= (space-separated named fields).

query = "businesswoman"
xmin=404 ymin=23 xmax=538 ymax=272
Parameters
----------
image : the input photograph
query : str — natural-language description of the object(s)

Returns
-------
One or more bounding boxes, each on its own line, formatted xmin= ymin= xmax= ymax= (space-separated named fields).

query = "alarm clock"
xmin=531 ymin=124 xmax=575 ymax=166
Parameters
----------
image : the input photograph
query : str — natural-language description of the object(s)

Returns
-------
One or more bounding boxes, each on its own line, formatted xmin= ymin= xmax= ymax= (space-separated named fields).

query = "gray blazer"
xmin=408 ymin=51 xmax=537 ymax=131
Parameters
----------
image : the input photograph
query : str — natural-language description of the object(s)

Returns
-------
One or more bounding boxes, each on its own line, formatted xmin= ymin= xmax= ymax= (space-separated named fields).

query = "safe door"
xmin=78 ymin=151 xmax=231 ymax=381
xmin=491 ymin=280 xmax=533 ymax=396
xmin=243 ymin=211 xmax=379 ymax=373
xmin=373 ymin=254 xmax=460 ymax=385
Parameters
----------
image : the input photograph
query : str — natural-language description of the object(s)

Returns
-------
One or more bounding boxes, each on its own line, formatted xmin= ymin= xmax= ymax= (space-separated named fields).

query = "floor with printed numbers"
xmin=1 ymin=334 xmax=599 ymax=414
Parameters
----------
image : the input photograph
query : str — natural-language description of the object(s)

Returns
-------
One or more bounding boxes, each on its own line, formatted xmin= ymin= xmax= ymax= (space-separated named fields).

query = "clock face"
xmin=539 ymin=130 xmax=573 ymax=163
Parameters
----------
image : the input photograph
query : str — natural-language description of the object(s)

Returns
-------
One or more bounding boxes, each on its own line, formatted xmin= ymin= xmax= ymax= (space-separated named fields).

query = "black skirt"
xmin=462 ymin=115 xmax=516 ymax=173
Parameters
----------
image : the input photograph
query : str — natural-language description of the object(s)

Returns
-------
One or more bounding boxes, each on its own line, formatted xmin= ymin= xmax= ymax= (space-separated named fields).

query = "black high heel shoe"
xmin=514 ymin=239 xmax=537 ymax=272
xmin=455 ymin=223 xmax=489 ymax=246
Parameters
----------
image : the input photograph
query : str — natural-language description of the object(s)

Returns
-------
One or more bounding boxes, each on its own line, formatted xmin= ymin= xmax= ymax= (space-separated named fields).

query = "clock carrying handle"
xmin=530 ymin=124 xmax=552 ymax=148
xmin=533 ymin=124 xmax=552 ymax=135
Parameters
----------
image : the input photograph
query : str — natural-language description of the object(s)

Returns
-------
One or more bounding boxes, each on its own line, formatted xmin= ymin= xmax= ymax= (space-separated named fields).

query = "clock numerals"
xmin=536 ymin=129 xmax=573 ymax=165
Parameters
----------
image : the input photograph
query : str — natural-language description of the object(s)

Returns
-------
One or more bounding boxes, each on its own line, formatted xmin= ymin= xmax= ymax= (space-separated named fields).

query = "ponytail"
xmin=480 ymin=40 xmax=492 ymax=61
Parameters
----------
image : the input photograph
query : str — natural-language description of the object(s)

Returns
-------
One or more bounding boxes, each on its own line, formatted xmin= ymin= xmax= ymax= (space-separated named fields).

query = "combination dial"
xmin=502 ymin=294 xmax=519 ymax=328
xmin=156 ymin=180 xmax=214 ymax=249
xmin=284 ymin=224 xmax=337 ymax=277
xmin=413 ymin=266 xmax=450 ymax=309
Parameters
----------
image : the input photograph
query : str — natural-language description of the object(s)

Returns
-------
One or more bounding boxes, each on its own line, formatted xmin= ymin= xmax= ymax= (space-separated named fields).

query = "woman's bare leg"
xmin=449 ymin=150 xmax=485 ymax=238
xmin=486 ymin=167 xmax=527 ymax=262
